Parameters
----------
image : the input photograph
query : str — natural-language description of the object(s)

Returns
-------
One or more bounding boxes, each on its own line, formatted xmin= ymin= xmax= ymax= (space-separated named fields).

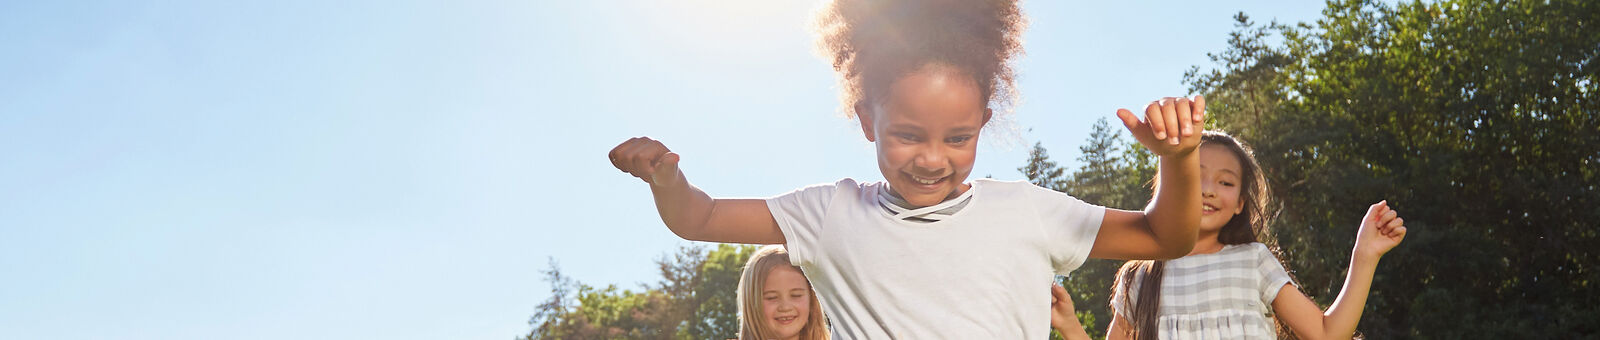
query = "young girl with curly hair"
xmin=610 ymin=0 xmax=1208 ymax=337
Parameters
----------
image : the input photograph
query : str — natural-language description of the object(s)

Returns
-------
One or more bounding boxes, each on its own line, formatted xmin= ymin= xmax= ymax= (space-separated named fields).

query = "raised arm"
xmin=1272 ymin=201 xmax=1408 ymax=340
xmin=1089 ymin=96 xmax=1205 ymax=260
xmin=609 ymin=137 xmax=785 ymax=244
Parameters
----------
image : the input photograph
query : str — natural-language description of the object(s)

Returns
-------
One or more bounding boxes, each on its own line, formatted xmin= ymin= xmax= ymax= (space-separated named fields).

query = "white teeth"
xmin=913 ymin=176 xmax=940 ymax=185
xmin=1202 ymin=205 xmax=1217 ymax=212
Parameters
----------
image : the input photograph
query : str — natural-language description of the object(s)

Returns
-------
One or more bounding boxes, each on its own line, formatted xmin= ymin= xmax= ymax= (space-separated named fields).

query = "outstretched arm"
xmin=1273 ymin=201 xmax=1408 ymax=340
xmin=1090 ymin=96 xmax=1205 ymax=260
xmin=609 ymin=137 xmax=785 ymax=244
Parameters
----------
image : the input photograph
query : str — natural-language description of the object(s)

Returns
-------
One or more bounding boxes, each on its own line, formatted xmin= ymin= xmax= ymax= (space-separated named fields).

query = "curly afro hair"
xmin=813 ymin=0 xmax=1026 ymax=120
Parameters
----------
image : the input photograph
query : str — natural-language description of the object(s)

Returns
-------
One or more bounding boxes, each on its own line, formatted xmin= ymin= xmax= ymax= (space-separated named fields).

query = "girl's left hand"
xmin=1116 ymin=95 xmax=1205 ymax=158
xmin=1354 ymin=200 xmax=1408 ymax=261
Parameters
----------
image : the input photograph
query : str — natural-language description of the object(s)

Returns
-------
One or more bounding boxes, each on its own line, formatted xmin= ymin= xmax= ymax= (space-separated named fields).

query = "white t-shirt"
xmin=767 ymin=178 xmax=1106 ymax=339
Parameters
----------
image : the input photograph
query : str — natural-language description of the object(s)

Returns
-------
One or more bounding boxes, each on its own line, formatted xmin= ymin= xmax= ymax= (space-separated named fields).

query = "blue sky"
xmin=0 ymin=1 xmax=1330 ymax=339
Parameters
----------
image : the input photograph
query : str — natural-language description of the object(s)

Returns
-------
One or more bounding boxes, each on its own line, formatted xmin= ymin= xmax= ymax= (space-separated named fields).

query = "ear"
xmin=855 ymin=102 xmax=877 ymax=142
xmin=981 ymin=107 xmax=993 ymax=126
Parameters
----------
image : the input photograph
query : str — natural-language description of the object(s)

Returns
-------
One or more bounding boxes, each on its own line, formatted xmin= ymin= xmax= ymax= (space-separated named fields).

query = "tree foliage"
xmin=1040 ymin=0 xmax=1598 ymax=337
xmin=524 ymin=244 xmax=758 ymax=340
xmin=1184 ymin=0 xmax=1597 ymax=337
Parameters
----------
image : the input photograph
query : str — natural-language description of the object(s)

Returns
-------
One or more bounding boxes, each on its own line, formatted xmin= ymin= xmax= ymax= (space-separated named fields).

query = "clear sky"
xmin=0 ymin=1 xmax=1331 ymax=339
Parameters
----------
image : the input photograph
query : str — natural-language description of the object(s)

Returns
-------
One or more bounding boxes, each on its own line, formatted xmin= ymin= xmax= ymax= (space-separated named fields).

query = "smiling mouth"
xmin=774 ymin=315 xmax=798 ymax=324
xmin=1202 ymin=204 xmax=1218 ymax=214
xmin=910 ymin=174 xmax=945 ymax=186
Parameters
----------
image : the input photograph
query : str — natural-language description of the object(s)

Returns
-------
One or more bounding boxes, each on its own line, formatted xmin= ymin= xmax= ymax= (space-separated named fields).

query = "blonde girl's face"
xmin=1198 ymin=144 xmax=1245 ymax=233
xmin=762 ymin=266 xmax=812 ymax=340
xmin=858 ymin=64 xmax=989 ymax=207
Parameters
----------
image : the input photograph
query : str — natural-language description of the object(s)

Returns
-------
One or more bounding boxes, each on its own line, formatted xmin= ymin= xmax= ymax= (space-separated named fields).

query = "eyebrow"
xmin=946 ymin=126 xmax=979 ymax=134
xmin=885 ymin=122 xmax=925 ymax=132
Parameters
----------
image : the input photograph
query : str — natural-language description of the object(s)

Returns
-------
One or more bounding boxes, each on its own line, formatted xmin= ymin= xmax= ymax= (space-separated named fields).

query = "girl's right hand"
xmin=608 ymin=136 xmax=683 ymax=186
xmin=1354 ymin=200 xmax=1408 ymax=261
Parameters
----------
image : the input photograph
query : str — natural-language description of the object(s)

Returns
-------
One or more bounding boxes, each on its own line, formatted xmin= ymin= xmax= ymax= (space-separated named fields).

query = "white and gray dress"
xmin=1111 ymin=243 xmax=1295 ymax=340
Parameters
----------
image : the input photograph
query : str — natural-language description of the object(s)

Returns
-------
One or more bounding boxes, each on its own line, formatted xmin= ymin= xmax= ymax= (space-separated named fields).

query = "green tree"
xmin=524 ymin=244 xmax=758 ymax=340
xmin=680 ymin=244 xmax=758 ymax=339
xmin=1186 ymin=0 xmax=1600 ymax=337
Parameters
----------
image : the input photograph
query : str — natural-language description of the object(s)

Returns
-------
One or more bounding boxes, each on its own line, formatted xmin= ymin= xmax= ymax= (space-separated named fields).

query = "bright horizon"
xmin=0 ymin=1 xmax=1333 ymax=339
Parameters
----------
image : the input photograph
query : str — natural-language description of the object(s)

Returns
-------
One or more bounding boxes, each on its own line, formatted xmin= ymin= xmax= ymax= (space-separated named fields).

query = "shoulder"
xmin=1244 ymin=242 xmax=1277 ymax=257
xmin=788 ymin=178 xmax=867 ymax=195
xmin=1215 ymin=243 xmax=1276 ymax=260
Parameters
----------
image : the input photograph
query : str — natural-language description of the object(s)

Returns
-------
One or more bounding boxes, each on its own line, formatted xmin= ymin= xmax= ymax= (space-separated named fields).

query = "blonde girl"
xmin=737 ymin=245 xmax=828 ymax=340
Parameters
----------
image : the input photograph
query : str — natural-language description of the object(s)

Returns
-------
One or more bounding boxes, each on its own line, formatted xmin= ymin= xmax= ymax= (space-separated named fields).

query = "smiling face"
xmin=761 ymin=266 xmax=812 ymax=340
xmin=857 ymin=63 xmax=991 ymax=207
xmin=1198 ymin=144 xmax=1246 ymax=233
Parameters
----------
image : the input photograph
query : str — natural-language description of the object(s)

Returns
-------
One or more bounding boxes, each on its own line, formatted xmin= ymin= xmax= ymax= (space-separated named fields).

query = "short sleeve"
xmin=1254 ymin=243 xmax=1295 ymax=304
xmin=765 ymin=179 xmax=848 ymax=267
xmin=1028 ymin=184 xmax=1108 ymax=275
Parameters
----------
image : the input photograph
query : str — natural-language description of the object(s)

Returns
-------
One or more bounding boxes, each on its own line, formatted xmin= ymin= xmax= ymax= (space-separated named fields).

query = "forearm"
xmin=1143 ymin=151 xmax=1200 ymax=257
xmin=649 ymin=171 xmax=716 ymax=240
xmin=1052 ymin=318 xmax=1091 ymax=340
xmin=1319 ymin=253 xmax=1381 ymax=339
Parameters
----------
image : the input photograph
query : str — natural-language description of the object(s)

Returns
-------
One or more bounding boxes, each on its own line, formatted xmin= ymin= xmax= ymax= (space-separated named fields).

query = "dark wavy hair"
xmin=812 ymin=0 xmax=1026 ymax=120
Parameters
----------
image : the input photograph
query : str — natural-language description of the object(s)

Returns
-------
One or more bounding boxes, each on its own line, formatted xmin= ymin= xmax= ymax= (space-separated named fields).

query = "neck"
xmin=886 ymin=183 xmax=971 ymax=208
xmin=1187 ymin=234 xmax=1225 ymax=256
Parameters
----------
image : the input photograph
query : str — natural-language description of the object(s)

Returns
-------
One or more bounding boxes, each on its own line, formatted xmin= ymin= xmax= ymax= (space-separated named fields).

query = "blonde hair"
xmin=736 ymin=245 xmax=829 ymax=340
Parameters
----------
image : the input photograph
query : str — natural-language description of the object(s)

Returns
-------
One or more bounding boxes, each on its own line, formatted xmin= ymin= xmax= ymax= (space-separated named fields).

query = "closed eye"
xmin=944 ymin=135 xmax=972 ymax=145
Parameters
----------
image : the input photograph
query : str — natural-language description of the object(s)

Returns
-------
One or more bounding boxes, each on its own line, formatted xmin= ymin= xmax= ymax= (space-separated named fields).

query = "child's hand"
xmin=1116 ymin=95 xmax=1206 ymax=157
xmin=1050 ymin=283 xmax=1089 ymax=339
xmin=608 ymin=137 xmax=683 ymax=186
xmin=1354 ymin=200 xmax=1408 ymax=261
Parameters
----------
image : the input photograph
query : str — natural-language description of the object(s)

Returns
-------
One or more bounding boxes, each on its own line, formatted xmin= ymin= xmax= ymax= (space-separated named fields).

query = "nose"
xmin=1200 ymin=180 xmax=1217 ymax=198
xmin=913 ymin=145 xmax=947 ymax=174
xmin=776 ymin=300 xmax=796 ymax=312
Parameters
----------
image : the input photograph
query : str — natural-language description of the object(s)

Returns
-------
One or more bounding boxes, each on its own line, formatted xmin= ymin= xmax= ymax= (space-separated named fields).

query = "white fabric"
xmin=767 ymin=178 xmax=1105 ymax=339
xmin=875 ymin=184 xmax=973 ymax=223
xmin=1110 ymin=243 xmax=1295 ymax=340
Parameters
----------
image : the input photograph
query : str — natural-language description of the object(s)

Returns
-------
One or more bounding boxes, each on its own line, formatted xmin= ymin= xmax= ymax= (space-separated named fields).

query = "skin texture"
xmin=854 ymin=64 xmax=987 ymax=208
xmin=762 ymin=266 xmax=812 ymax=340
xmin=1103 ymin=147 xmax=1410 ymax=340
xmin=1191 ymin=143 xmax=1246 ymax=255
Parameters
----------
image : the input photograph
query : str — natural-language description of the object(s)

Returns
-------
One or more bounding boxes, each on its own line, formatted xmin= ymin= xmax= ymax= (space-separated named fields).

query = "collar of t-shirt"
xmin=876 ymin=183 xmax=975 ymax=223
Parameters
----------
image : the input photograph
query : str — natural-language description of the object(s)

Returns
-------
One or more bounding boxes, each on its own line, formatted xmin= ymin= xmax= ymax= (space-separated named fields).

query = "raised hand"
xmin=608 ymin=136 xmax=683 ymax=186
xmin=1355 ymin=200 xmax=1408 ymax=261
xmin=1115 ymin=95 xmax=1206 ymax=157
